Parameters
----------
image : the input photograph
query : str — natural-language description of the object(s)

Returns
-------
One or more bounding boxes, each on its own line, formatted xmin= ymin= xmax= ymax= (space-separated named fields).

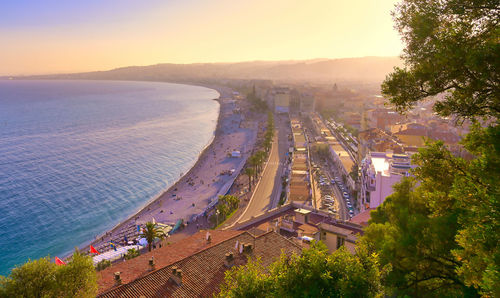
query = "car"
xmin=331 ymin=179 xmax=336 ymax=184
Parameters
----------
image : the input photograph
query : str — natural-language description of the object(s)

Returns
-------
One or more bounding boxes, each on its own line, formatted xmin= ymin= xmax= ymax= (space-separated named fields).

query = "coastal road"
xmin=232 ymin=131 xmax=280 ymax=224
xmin=270 ymin=115 xmax=291 ymax=208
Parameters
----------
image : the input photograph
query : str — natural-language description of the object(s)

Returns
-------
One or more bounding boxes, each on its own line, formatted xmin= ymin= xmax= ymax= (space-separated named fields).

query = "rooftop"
xmin=99 ymin=231 xmax=301 ymax=298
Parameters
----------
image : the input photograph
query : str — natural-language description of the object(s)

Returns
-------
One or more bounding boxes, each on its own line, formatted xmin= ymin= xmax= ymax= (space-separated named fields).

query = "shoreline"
xmin=78 ymin=82 xmax=255 ymax=256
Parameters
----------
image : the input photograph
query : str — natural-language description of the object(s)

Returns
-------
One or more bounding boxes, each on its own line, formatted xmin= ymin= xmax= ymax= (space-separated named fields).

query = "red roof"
xmin=350 ymin=209 xmax=372 ymax=227
xmin=97 ymin=230 xmax=242 ymax=293
xmin=98 ymin=231 xmax=301 ymax=297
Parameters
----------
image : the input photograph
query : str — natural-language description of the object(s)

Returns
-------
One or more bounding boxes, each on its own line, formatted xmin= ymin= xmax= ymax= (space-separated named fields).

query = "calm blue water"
xmin=0 ymin=80 xmax=219 ymax=275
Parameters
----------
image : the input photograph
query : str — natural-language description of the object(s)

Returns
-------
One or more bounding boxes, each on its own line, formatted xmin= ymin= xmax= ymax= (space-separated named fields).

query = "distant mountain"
xmin=18 ymin=56 xmax=402 ymax=84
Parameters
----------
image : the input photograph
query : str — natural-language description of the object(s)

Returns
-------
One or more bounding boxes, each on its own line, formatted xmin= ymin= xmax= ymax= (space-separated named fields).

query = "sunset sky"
xmin=0 ymin=0 xmax=404 ymax=75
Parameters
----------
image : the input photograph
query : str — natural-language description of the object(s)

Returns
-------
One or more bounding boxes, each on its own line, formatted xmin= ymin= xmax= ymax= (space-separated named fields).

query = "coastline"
xmin=78 ymin=82 xmax=255 ymax=256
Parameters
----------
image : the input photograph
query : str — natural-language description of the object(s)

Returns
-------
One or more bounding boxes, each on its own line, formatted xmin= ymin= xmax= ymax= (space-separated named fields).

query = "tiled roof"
xmin=350 ymin=209 xmax=372 ymax=227
xmin=97 ymin=230 xmax=242 ymax=293
xmin=98 ymin=231 xmax=301 ymax=298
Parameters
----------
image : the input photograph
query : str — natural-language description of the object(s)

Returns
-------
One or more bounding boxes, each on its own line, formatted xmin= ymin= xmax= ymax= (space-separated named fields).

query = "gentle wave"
xmin=0 ymin=80 xmax=219 ymax=275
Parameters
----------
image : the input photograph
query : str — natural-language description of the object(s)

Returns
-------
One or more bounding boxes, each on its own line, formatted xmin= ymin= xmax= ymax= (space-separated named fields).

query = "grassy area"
xmin=213 ymin=208 xmax=238 ymax=230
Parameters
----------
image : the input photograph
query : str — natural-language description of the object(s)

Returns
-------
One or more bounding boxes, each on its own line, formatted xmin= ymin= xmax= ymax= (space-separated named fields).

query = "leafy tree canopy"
xmin=382 ymin=0 xmax=500 ymax=120
xmin=0 ymin=250 xmax=97 ymax=298
xmin=362 ymin=124 xmax=499 ymax=297
xmin=217 ymin=241 xmax=383 ymax=298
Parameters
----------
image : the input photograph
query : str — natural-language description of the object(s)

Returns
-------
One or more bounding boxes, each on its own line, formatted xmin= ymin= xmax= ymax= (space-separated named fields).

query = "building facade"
xmin=360 ymin=152 xmax=412 ymax=210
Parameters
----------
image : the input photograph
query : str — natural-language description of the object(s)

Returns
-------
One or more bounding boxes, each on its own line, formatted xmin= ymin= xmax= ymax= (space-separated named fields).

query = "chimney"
xmin=224 ymin=252 xmax=234 ymax=268
xmin=114 ymin=272 xmax=122 ymax=286
xmin=170 ymin=266 xmax=182 ymax=286
xmin=149 ymin=257 xmax=155 ymax=271
xmin=243 ymin=243 xmax=253 ymax=254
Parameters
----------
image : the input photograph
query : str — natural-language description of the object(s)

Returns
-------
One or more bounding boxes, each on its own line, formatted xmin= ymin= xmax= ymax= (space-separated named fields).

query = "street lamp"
xmin=216 ymin=210 xmax=220 ymax=227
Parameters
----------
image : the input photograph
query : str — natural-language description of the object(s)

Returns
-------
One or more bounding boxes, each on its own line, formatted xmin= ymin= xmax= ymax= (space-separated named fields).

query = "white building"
xmin=360 ymin=152 xmax=412 ymax=210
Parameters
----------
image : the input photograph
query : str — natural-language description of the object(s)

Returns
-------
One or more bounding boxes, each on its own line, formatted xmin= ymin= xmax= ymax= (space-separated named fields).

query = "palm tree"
xmin=249 ymin=155 xmax=260 ymax=179
xmin=244 ymin=167 xmax=254 ymax=191
xmin=142 ymin=222 xmax=164 ymax=252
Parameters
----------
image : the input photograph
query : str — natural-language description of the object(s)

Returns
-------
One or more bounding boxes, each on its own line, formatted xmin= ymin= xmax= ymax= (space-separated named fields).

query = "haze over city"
xmin=1 ymin=0 xmax=403 ymax=75
xmin=1 ymin=0 xmax=497 ymax=296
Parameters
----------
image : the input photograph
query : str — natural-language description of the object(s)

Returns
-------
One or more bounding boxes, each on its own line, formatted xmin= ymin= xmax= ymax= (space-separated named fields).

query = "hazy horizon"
xmin=1 ymin=0 xmax=403 ymax=76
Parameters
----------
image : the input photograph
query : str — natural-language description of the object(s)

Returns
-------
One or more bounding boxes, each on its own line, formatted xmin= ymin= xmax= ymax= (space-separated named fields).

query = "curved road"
xmin=233 ymin=131 xmax=280 ymax=224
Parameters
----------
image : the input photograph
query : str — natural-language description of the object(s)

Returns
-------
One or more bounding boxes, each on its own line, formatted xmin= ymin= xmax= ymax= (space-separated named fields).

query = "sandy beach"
xmin=83 ymin=84 xmax=257 ymax=254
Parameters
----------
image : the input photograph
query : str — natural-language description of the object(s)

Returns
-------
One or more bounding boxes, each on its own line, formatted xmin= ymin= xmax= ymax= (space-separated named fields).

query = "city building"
xmin=273 ymin=87 xmax=290 ymax=113
xmin=366 ymin=108 xmax=404 ymax=131
xmin=360 ymin=152 xmax=412 ymax=210
xmin=233 ymin=203 xmax=364 ymax=254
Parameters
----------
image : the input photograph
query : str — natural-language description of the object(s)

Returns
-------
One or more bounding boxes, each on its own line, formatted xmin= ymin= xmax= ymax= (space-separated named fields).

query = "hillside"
xmin=18 ymin=57 xmax=402 ymax=84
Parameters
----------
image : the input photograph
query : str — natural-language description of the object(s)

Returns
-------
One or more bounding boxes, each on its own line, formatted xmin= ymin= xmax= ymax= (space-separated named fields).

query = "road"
xmin=321 ymin=163 xmax=349 ymax=220
xmin=270 ymin=115 xmax=291 ymax=208
xmin=233 ymin=131 xmax=281 ymax=223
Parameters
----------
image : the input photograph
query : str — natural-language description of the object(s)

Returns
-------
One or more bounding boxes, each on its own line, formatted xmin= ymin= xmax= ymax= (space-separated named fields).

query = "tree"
xmin=0 ymin=249 xmax=97 ymax=298
xmin=244 ymin=167 xmax=254 ymax=191
xmin=314 ymin=143 xmax=330 ymax=160
xmin=362 ymin=124 xmax=500 ymax=296
xmin=124 ymin=248 xmax=140 ymax=260
xmin=349 ymin=163 xmax=359 ymax=182
xmin=376 ymin=1 xmax=499 ymax=295
xmin=361 ymin=178 xmax=472 ymax=296
xmin=142 ymin=222 xmax=164 ymax=252
xmin=381 ymin=0 xmax=500 ymax=120
xmin=217 ymin=241 xmax=383 ymax=297
xmin=54 ymin=250 xmax=98 ymax=298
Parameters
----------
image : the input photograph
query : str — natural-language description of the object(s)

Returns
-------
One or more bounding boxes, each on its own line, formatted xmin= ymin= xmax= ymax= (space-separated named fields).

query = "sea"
xmin=0 ymin=80 xmax=220 ymax=276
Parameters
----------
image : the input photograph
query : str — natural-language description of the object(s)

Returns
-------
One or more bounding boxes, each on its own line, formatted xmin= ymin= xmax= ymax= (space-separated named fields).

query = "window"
xmin=336 ymin=236 xmax=345 ymax=249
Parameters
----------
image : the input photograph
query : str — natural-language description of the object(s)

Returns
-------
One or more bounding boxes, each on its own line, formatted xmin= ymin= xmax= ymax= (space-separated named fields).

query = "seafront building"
xmin=359 ymin=152 xmax=412 ymax=210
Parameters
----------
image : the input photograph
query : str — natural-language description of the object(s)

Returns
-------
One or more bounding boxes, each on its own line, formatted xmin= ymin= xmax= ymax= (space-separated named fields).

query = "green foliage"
xmin=216 ymin=195 xmax=240 ymax=220
xmin=382 ymin=0 xmax=500 ymax=120
xmin=247 ymin=88 xmax=268 ymax=113
xmin=124 ymin=248 xmax=140 ymax=260
xmin=142 ymin=222 xmax=164 ymax=252
xmin=244 ymin=167 xmax=254 ymax=191
xmin=96 ymin=259 xmax=111 ymax=271
xmin=349 ymin=163 xmax=359 ymax=182
xmin=0 ymin=250 xmax=97 ymax=298
xmin=216 ymin=241 xmax=383 ymax=297
xmin=313 ymin=143 xmax=330 ymax=160
xmin=362 ymin=124 xmax=499 ymax=296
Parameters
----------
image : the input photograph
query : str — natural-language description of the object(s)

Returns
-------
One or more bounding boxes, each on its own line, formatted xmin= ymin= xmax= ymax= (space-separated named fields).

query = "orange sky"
xmin=0 ymin=0 xmax=404 ymax=76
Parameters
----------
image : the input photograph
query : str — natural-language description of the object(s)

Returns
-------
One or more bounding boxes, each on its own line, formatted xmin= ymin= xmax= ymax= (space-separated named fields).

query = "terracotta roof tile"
xmin=98 ymin=231 xmax=301 ymax=298
xmin=97 ymin=230 xmax=243 ymax=293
